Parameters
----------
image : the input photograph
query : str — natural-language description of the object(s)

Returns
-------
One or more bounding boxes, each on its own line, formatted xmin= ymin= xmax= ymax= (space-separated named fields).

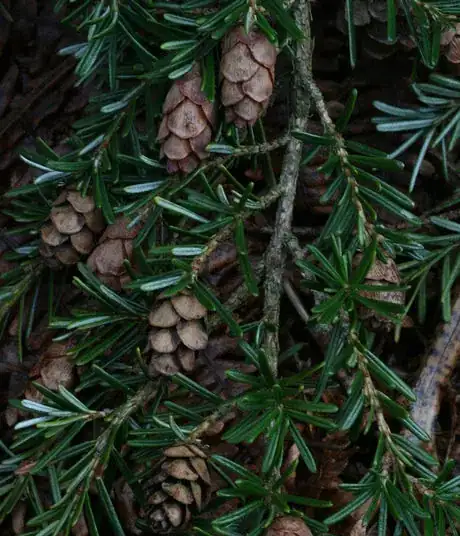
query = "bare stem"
xmin=263 ymin=0 xmax=312 ymax=377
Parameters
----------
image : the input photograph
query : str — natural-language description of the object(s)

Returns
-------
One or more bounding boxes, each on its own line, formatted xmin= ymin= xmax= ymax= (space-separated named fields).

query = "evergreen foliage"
xmin=1 ymin=0 xmax=460 ymax=535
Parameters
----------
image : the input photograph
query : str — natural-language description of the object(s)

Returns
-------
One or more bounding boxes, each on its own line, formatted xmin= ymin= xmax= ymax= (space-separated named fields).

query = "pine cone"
xmin=39 ymin=189 xmax=105 ymax=267
xmin=87 ymin=217 xmax=137 ymax=291
xmin=265 ymin=516 xmax=312 ymax=536
xmin=220 ymin=26 xmax=277 ymax=128
xmin=441 ymin=23 xmax=460 ymax=65
xmin=141 ymin=443 xmax=212 ymax=534
xmin=147 ymin=292 xmax=208 ymax=376
xmin=158 ymin=63 xmax=216 ymax=174
xmin=336 ymin=0 xmax=414 ymax=60
xmin=355 ymin=254 xmax=405 ymax=330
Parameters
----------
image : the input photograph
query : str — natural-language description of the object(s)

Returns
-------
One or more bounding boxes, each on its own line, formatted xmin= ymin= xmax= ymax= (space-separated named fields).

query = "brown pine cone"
xmin=336 ymin=0 xmax=415 ymax=60
xmin=39 ymin=189 xmax=105 ymax=267
xmin=141 ymin=443 xmax=212 ymax=534
xmin=87 ymin=217 xmax=138 ymax=291
xmin=441 ymin=23 xmax=460 ymax=65
xmin=157 ymin=63 xmax=216 ymax=174
xmin=220 ymin=26 xmax=277 ymax=128
xmin=147 ymin=292 xmax=208 ymax=376
xmin=265 ymin=516 xmax=312 ymax=536
xmin=354 ymin=254 xmax=405 ymax=330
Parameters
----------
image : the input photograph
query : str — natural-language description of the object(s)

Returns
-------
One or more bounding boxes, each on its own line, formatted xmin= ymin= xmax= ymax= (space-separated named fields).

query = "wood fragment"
xmin=407 ymin=288 xmax=460 ymax=448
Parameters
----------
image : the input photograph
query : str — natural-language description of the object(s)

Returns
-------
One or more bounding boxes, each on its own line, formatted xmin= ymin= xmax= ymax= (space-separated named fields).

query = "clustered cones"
xmin=39 ymin=189 xmax=105 ymax=267
xmin=265 ymin=516 xmax=312 ymax=536
xmin=220 ymin=26 xmax=277 ymax=128
xmin=141 ymin=443 xmax=211 ymax=534
xmin=157 ymin=63 xmax=216 ymax=174
xmin=147 ymin=292 xmax=208 ymax=376
xmin=158 ymin=26 xmax=278 ymax=173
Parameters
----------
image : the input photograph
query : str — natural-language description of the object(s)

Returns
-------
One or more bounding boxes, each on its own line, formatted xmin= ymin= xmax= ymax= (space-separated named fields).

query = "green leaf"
xmin=211 ymin=455 xmax=260 ymax=482
xmin=262 ymin=411 xmax=286 ymax=474
xmin=235 ymin=219 xmax=259 ymax=296
xmin=337 ymin=89 xmax=358 ymax=132
xmin=95 ymin=478 xmax=126 ymax=536
xmin=292 ymin=130 xmax=335 ymax=146
xmin=224 ymin=410 xmax=273 ymax=444
xmin=134 ymin=271 xmax=184 ymax=292
xmin=351 ymin=239 xmax=377 ymax=284
xmin=194 ymin=281 xmax=242 ymax=337
xmin=289 ymin=418 xmax=316 ymax=472
xmin=345 ymin=0 xmax=357 ymax=67
xmin=324 ymin=486 xmax=375 ymax=525
xmin=263 ymin=0 xmax=304 ymax=39
xmin=430 ymin=216 xmax=460 ymax=234
xmin=212 ymin=499 xmax=264 ymax=527
xmin=287 ymin=409 xmax=336 ymax=430
xmin=349 ymin=155 xmax=404 ymax=171
xmin=391 ymin=434 xmax=439 ymax=467
xmin=363 ymin=349 xmax=416 ymax=401
xmin=173 ymin=373 xmax=223 ymax=405
xmin=154 ymin=197 xmax=209 ymax=223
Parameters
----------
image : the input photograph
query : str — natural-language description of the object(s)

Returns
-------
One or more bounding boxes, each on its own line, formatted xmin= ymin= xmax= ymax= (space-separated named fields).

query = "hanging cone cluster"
xmin=265 ymin=516 xmax=312 ymax=536
xmin=441 ymin=23 xmax=460 ymax=65
xmin=220 ymin=26 xmax=277 ymax=128
xmin=147 ymin=292 xmax=208 ymax=376
xmin=336 ymin=0 xmax=414 ymax=60
xmin=39 ymin=189 xmax=105 ymax=267
xmin=87 ymin=217 xmax=137 ymax=291
xmin=141 ymin=443 xmax=212 ymax=534
xmin=355 ymin=254 xmax=405 ymax=330
xmin=158 ymin=63 xmax=216 ymax=174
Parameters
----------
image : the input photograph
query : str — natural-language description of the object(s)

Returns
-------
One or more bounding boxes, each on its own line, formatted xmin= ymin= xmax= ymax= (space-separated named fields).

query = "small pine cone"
xmin=141 ymin=443 xmax=212 ymax=534
xmin=148 ymin=293 xmax=208 ymax=376
xmin=87 ymin=217 xmax=137 ymax=291
xmin=39 ymin=189 xmax=105 ymax=267
xmin=158 ymin=63 xmax=216 ymax=174
xmin=441 ymin=23 xmax=460 ymax=65
xmin=336 ymin=0 xmax=414 ymax=60
xmin=355 ymin=254 xmax=405 ymax=330
xmin=220 ymin=26 xmax=277 ymax=128
xmin=265 ymin=516 xmax=312 ymax=536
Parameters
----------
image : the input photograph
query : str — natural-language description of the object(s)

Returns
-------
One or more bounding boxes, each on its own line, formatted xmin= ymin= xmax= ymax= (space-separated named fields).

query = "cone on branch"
xmin=147 ymin=292 xmax=208 ymax=377
xmin=220 ymin=25 xmax=277 ymax=128
xmin=141 ymin=443 xmax=212 ymax=534
xmin=354 ymin=254 xmax=406 ymax=330
xmin=158 ymin=63 xmax=216 ymax=174
xmin=265 ymin=516 xmax=312 ymax=536
xmin=39 ymin=189 xmax=105 ymax=267
xmin=87 ymin=217 xmax=138 ymax=291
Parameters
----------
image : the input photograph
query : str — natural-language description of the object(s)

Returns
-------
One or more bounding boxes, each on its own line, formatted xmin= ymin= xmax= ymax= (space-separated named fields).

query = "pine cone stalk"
xmin=157 ymin=63 xmax=216 ymax=174
xmin=220 ymin=26 xmax=277 ymax=128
